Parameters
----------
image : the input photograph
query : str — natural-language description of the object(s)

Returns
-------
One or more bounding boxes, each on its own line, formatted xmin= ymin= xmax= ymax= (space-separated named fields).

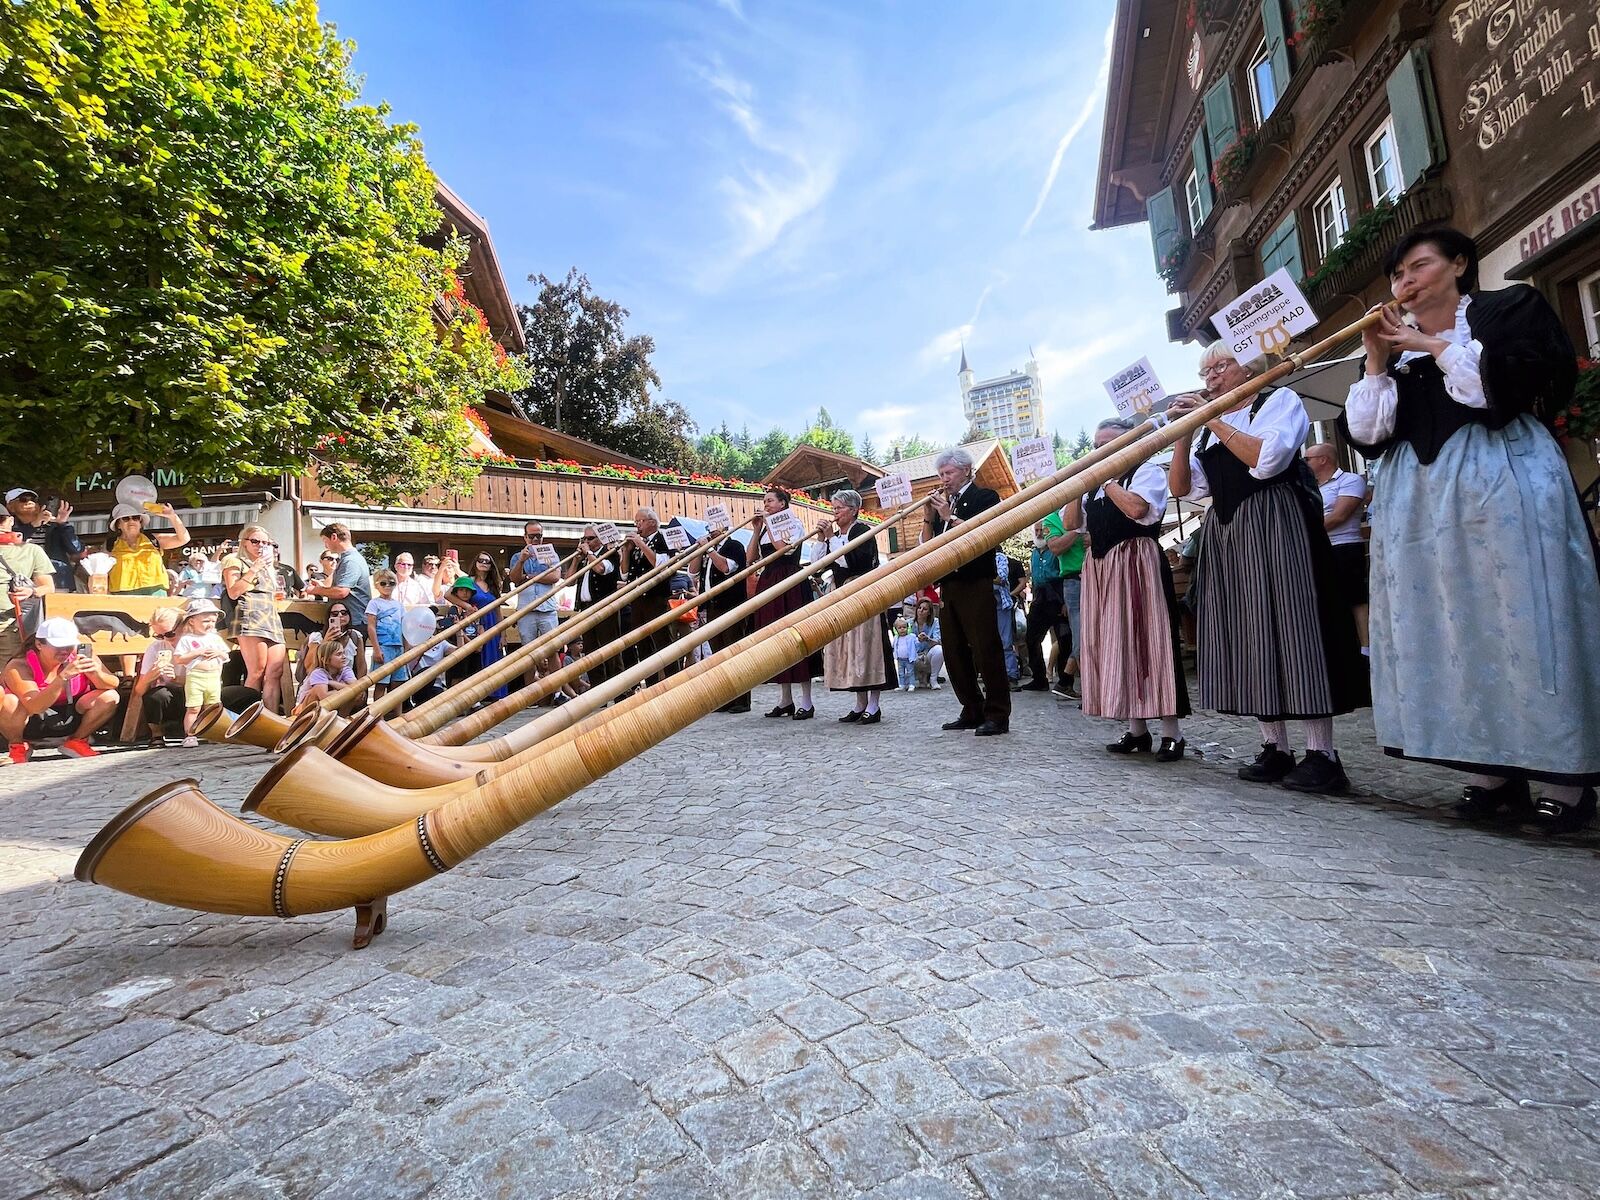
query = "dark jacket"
xmin=932 ymin=484 xmax=1001 ymax=581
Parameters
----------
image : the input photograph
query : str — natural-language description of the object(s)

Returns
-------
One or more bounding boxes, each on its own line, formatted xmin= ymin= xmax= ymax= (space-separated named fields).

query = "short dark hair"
xmin=766 ymin=486 xmax=791 ymax=507
xmin=319 ymin=521 xmax=351 ymax=541
xmin=1384 ymin=225 xmax=1478 ymax=294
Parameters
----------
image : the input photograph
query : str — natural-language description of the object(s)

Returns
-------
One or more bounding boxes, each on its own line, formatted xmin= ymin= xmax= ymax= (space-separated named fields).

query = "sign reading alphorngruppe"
xmin=1210 ymin=268 xmax=1318 ymax=364
xmin=594 ymin=521 xmax=624 ymax=546
xmin=874 ymin=473 xmax=912 ymax=506
xmin=1009 ymin=437 xmax=1055 ymax=484
xmin=661 ymin=525 xmax=690 ymax=551
xmin=1103 ymin=357 xmax=1169 ymax=419
xmin=530 ymin=543 xmax=560 ymax=567
xmin=702 ymin=503 xmax=732 ymax=530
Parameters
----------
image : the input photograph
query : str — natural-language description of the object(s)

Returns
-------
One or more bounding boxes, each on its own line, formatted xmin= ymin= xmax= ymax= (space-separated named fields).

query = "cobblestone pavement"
xmin=3 ymin=686 xmax=1599 ymax=1199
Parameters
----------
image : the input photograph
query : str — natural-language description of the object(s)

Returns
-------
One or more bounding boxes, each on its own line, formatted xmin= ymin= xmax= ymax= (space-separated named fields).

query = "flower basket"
xmin=1210 ymin=130 xmax=1259 ymax=199
xmin=1158 ymin=237 xmax=1192 ymax=290
xmin=1303 ymin=199 xmax=1399 ymax=291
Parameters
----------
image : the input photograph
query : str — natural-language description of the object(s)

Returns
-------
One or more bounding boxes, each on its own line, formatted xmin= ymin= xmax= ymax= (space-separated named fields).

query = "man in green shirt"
xmin=0 ymin=511 xmax=55 ymax=665
xmin=1045 ymin=508 xmax=1084 ymax=698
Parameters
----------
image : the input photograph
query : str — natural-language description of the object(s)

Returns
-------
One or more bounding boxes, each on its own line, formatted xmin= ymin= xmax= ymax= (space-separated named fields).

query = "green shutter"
xmin=1385 ymin=45 xmax=1446 ymax=189
xmin=1203 ymin=78 xmax=1239 ymax=159
xmin=1147 ymin=186 xmax=1181 ymax=269
xmin=1190 ymin=128 xmax=1213 ymax=222
xmin=1261 ymin=0 xmax=1291 ymax=94
xmin=1260 ymin=213 xmax=1304 ymax=283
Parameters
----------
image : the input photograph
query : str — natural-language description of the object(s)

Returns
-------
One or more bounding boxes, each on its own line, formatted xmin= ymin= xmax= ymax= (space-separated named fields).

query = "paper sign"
xmin=530 ymin=543 xmax=560 ymax=567
xmin=661 ymin=525 xmax=690 ymax=551
xmin=762 ymin=508 xmax=805 ymax=545
xmin=1210 ymin=268 xmax=1318 ymax=363
xmin=1103 ymin=357 xmax=1169 ymax=418
xmin=703 ymin=503 xmax=732 ymax=530
xmin=594 ymin=521 xmax=624 ymax=546
xmin=1010 ymin=436 xmax=1055 ymax=484
xmin=874 ymin=473 xmax=912 ymax=506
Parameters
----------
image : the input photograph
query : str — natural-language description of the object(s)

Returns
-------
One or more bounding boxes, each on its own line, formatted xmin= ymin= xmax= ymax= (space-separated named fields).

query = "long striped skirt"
xmin=1081 ymin=538 xmax=1190 ymax=720
xmin=1193 ymin=484 xmax=1367 ymax=721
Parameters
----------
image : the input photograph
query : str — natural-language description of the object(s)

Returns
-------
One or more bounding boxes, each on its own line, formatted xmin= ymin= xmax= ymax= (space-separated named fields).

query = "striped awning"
xmin=74 ymin=502 xmax=263 ymax=536
xmin=302 ymin=503 xmax=589 ymax=543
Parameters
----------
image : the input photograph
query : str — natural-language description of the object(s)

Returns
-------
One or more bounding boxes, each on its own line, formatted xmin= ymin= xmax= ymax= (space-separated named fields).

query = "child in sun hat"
xmin=173 ymin=599 xmax=230 ymax=746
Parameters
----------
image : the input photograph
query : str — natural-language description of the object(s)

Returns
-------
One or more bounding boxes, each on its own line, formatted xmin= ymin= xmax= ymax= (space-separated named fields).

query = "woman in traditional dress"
xmin=1070 ymin=417 xmax=1190 ymax=760
xmin=750 ymin=487 xmax=822 ymax=720
xmin=815 ymin=489 xmax=894 ymax=724
xmin=1167 ymin=345 xmax=1368 ymax=794
xmin=1342 ymin=226 xmax=1600 ymax=832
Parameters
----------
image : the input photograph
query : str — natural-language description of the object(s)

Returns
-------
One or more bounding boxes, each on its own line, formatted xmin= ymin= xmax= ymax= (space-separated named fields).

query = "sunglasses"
xmin=377 ymin=581 xmax=394 ymax=588
xmin=476 ymin=556 xmax=493 ymax=564
xmin=423 ymin=558 xmax=440 ymax=565
xmin=396 ymin=561 xmax=413 ymax=567
xmin=245 ymin=537 xmax=270 ymax=545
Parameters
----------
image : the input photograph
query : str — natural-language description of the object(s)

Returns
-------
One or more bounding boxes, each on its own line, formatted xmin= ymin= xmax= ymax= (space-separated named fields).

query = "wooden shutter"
xmin=1190 ymin=128 xmax=1214 ymax=222
xmin=1203 ymin=78 xmax=1239 ymax=159
xmin=1261 ymin=0 xmax=1291 ymax=95
xmin=1147 ymin=187 xmax=1181 ymax=268
xmin=1386 ymin=45 xmax=1446 ymax=189
xmin=1260 ymin=213 xmax=1304 ymax=282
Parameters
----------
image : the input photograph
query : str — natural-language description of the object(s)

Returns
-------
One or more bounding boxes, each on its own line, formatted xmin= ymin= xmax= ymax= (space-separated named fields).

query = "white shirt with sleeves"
xmin=1320 ymin=469 xmax=1368 ymax=545
xmin=1178 ymin=385 xmax=1311 ymax=501
xmin=1345 ymin=295 xmax=1487 ymax=444
xmin=1084 ymin=461 xmax=1170 ymax=527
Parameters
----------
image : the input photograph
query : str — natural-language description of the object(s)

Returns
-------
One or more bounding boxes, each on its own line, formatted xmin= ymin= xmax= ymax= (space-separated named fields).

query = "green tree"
xmin=886 ymin=434 xmax=944 ymax=462
xmin=747 ymin=429 xmax=796 ymax=480
xmin=512 ymin=268 xmax=697 ymax=465
xmin=796 ymin=406 xmax=854 ymax=457
xmin=0 ymin=0 xmax=522 ymax=501
xmin=857 ymin=434 xmax=878 ymax=465
xmin=1070 ymin=428 xmax=1093 ymax=459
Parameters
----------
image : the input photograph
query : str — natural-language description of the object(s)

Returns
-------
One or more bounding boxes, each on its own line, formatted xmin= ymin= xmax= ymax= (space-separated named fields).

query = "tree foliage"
xmin=0 ymin=0 xmax=523 ymax=501
xmin=512 ymin=268 xmax=698 ymax=466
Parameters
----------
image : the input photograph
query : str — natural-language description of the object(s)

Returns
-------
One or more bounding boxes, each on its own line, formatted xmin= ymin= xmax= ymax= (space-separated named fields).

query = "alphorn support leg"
xmin=352 ymin=896 xmax=388 ymax=949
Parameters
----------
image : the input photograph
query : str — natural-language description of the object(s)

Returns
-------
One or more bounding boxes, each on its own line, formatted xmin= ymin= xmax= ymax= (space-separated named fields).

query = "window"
xmin=1580 ymin=267 xmax=1600 ymax=357
xmin=1365 ymin=118 xmax=1402 ymax=204
xmin=1249 ymin=40 xmax=1278 ymax=123
xmin=1312 ymin=178 xmax=1349 ymax=258
xmin=1185 ymin=169 xmax=1205 ymax=230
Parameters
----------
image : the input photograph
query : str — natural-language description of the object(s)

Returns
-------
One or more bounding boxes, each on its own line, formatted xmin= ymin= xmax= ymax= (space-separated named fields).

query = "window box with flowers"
xmin=1210 ymin=129 xmax=1261 ymax=202
xmin=1558 ymin=360 xmax=1600 ymax=512
xmin=1288 ymin=0 xmax=1355 ymax=63
xmin=1158 ymin=237 xmax=1193 ymax=290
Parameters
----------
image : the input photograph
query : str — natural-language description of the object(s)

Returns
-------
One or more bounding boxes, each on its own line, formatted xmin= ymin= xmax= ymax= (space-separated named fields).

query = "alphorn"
xmin=309 ymin=500 xmax=934 ymax=787
xmin=76 ymin=309 xmax=1384 ymax=944
xmin=245 ymin=503 xmax=937 ymax=831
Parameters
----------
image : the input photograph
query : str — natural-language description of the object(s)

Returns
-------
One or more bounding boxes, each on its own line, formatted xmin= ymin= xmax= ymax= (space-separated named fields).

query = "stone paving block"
xmin=52 ymin=1016 xmax=179 ymax=1070
xmin=1346 ymin=1046 xmax=1505 ymax=1107
xmin=11 ymin=1087 xmax=151 ymax=1157
xmin=825 ymin=1022 xmax=902 ymax=1068
xmin=1156 ymin=1125 xmax=1278 ymax=1199
xmin=965 ymin=1139 xmax=1109 ymax=1200
xmin=102 ymin=1136 xmax=250 ymax=1200
xmin=717 ymin=1020 xmax=814 ymax=1085
xmin=1442 ymin=1106 xmax=1600 ymax=1183
xmin=585 ymin=1104 xmax=696 ymax=1185
xmin=1151 ymin=1058 xmax=1298 ymax=1121
xmin=47 ymin=1105 xmax=201 ymax=1193
xmin=230 ymin=1079 xmax=353 ymax=1156
xmin=847 ymin=985 xmax=924 ymax=1024
xmin=761 ymin=1061 xmax=867 ymax=1131
xmin=616 ymin=1159 xmax=724 ymax=1200
xmin=907 ymin=1103 xmax=1011 ymax=1161
xmin=372 ymin=1049 xmax=494 ymax=1117
xmin=807 ymin=1110 xmax=925 ymax=1190
xmin=1448 ymin=1049 xmax=1600 ymax=1107
xmin=1137 ymin=1011 xmax=1245 ymax=1056
xmin=544 ymin=1066 xmax=648 ymax=1134
xmin=852 ymin=1052 xmax=961 ymax=1117
xmin=1070 ymin=1016 xmax=1171 ymax=1071
xmin=1333 ymin=1103 xmax=1505 ymax=1190
xmin=992 ymin=1029 xmax=1095 ymax=1087
xmin=1264 ymin=1049 xmax=1390 ymax=1110
xmin=1074 ymin=1134 xmax=1204 ymax=1200
xmin=675 ymin=992 xmax=759 ymax=1043
xmin=718 ymin=1137 xmax=835 ymax=1199
xmin=0 ymin=1161 xmax=48 ymax=1200
xmin=419 ymin=1087 xmax=544 ymax=1164
xmin=1069 ymin=1072 xmax=1187 ymax=1133
xmin=466 ymin=1126 xmax=594 ymax=1200
xmin=1228 ymin=1118 xmax=1400 ymax=1198
xmin=677 ymin=1093 xmax=780 ymax=1164
xmin=513 ymin=1046 xmax=602 ymax=1099
xmin=946 ymin=1054 xmax=1020 ymax=1101
xmin=989 ymin=1085 xmax=1087 ymax=1138
xmin=775 ymin=993 xmax=862 ymax=1042
xmin=0 ymin=1066 xmax=96 ymax=1134
xmin=860 ymin=1173 xmax=971 ymax=1200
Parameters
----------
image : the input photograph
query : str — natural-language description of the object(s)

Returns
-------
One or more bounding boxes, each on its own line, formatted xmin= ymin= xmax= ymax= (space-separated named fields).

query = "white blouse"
xmin=1345 ymin=295 xmax=1487 ymax=443
xmin=1178 ymin=385 xmax=1311 ymax=501
xmin=1083 ymin=461 xmax=1169 ymax=527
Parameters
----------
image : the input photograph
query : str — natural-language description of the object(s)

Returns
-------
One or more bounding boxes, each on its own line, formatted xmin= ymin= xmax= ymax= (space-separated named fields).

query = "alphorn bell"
xmin=77 ymin=308 xmax=1387 ymax=945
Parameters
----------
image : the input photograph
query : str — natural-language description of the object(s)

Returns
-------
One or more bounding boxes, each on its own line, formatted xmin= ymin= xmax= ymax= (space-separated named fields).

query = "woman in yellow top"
xmin=107 ymin=502 xmax=190 ymax=595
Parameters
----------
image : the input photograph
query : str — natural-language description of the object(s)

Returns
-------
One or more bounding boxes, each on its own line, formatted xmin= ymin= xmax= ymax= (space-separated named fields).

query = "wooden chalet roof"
xmin=431 ymin=179 xmax=526 ymax=354
xmin=477 ymin=393 xmax=657 ymax=469
xmin=1092 ymin=0 xmax=1185 ymax=230
xmin=761 ymin=444 xmax=885 ymax=494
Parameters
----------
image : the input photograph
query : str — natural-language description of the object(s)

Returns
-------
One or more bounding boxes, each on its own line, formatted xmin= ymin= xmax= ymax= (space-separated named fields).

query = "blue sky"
xmin=321 ymin=0 xmax=1203 ymax=451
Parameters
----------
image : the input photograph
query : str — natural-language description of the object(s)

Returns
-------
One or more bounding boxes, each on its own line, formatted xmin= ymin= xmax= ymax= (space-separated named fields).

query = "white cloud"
xmin=1020 ymin=17 xmax=1114 ymax=236
xmin=917 ymin=280 xmax=999 ymax=369
xmin=713 ymin=0 xmax=745 ymax=18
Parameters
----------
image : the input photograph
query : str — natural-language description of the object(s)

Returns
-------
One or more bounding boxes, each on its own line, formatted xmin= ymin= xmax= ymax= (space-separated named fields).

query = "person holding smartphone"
xmin=0 ymin=617 xmax=119 ymax=762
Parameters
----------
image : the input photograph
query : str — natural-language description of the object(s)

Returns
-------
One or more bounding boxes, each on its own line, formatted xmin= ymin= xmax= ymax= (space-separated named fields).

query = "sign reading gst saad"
xmin=874 ymin=473 xmax=913 ymax=507
xmin=1210 ymin=268 xmax=1318 ymax=363
xmin=1102 ymin=357 xmax=1168 ymax=419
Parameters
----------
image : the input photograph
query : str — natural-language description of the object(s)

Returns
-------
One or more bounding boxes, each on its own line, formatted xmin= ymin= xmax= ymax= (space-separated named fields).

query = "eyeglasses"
xmin=1199 ymin=362 xmax=1232 ymax=378
xmin=583 ymin=535 xmax=600 ymax=543
xmin=395 ymin=561 xmax=413 ymax=567
xmin=244 ymin=537 xmax=269 ymax=545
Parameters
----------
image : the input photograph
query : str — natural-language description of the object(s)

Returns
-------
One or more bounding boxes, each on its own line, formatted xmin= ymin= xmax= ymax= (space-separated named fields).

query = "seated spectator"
xmin=6 ymin=490 xmax=81 ymax=593
xmin=109 ymin=502 xmax=190 ymax=595
xmin=129 ymin=606 xmax=184 ymax=747
xmin=300 ymin=602 xmax=366 ymax=693
xmin=295 ymin=638 xmax=358 ymax=711
xmin=1 ymin=617 xmax=119 ymax=761
xmin=1 ymin=509 xmax=54 ymax=667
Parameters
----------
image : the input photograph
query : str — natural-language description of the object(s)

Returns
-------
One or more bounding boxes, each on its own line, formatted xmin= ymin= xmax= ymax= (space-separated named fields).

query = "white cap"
xmin=4 ymin=488 xmax=38 ymax=504
xmin=36 ymin=617 xmax=80 ymax=648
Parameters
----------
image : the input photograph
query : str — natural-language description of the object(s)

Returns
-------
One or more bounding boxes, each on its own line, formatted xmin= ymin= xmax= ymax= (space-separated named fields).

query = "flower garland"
xmin=1556 ymin=359 xmax=1600 ymax=443
xmin=517 ymin=458 xmax=818 ymax=500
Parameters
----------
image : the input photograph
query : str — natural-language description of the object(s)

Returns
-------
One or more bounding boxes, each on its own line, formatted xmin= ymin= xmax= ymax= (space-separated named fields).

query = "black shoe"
xmin=859 ymin=710 xmax=882 ymax=725
xmin=1020 ymin=682 xmax=1050 ymax=692
xmin=1280 ymin=749 xmax=1349 ymax=794
xmin=942 ymin=717 xmax=981 ymax=731
xmin=719 ymin=701 xmax=752 ymax=714
xmin=764 ymin=703 xmax=795 ymax=718
xmin=838 ymin=710 xmax=863 ymax=723
xmin=791 ymin=707 xmax=814 ymax=721
xmin=1155 ymin=737 xmax=1186 ymax=762
xmin=1238 ymin=742 xmax=1296 ymax=783
xmin=1455 ymin=778 xmax=1532 ymax=822
xmin=1531 ymin=788 xmax=1597 ymax=835
xmin=974 ymin=720 xmax=1009 ymax=736
xmin=1107 ymin=731 xmax=1152 ymax=755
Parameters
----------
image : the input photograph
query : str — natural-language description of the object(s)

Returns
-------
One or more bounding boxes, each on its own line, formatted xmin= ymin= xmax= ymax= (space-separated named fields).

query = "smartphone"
xmin=77 ymin=641 xmax=95 ymax=663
